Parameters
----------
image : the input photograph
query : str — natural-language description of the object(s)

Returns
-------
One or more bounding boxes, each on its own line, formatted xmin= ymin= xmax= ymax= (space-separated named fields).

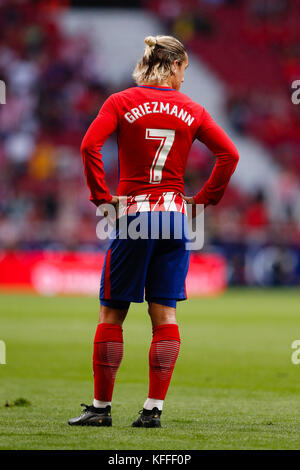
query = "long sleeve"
xmin=194 ymin=109 xmax=239 ymax=206
xmin=81 ymin=95 xmax=118 ymax=206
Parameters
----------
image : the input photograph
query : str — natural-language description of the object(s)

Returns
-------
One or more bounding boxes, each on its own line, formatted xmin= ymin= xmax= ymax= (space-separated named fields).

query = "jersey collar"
xmin=138 ymin=85 xmax=175 ymax=91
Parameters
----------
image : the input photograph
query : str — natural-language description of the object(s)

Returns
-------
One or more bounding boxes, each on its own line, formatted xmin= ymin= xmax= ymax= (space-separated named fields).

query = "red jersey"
xmin=81 ymin=85 xmax=239 ymax=210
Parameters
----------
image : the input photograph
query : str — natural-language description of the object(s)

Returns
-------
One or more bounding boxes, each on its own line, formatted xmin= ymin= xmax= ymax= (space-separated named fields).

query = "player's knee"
xmin=99 ymin=305 xmax=127 ymax=325
xmin=148 ymin=302 xmax=177 ymax=326
xmin=161 ymin=311 xmax=177 ymax=325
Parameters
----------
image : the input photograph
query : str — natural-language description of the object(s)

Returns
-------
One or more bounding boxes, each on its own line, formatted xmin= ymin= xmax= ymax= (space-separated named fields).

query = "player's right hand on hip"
xmin=180 ymin=194 xmax=195 ymax=205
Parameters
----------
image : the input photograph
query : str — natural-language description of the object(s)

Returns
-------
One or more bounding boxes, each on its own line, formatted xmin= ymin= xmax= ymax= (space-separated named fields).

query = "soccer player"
xmin=68 ymin=35 xmax=239 ymax=428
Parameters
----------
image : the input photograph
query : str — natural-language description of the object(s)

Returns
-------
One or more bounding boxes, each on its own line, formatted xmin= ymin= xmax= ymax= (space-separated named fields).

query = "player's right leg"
xmin=132 ymin=212 xmax=190 ymax=428
xmin=132 ymin=301 xmax=180 ymax=428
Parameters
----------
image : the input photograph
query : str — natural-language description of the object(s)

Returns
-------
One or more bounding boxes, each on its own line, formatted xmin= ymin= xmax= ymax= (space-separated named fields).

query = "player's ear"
xmin=172 ymin=60 xmax=180 ymax=73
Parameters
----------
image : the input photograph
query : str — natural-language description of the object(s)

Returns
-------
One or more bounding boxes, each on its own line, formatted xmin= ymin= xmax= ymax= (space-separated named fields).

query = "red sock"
xmin=148 ymin=324 xmax=181 ymax=400
xmin=93 ymin=323 xmax=123 ymax=402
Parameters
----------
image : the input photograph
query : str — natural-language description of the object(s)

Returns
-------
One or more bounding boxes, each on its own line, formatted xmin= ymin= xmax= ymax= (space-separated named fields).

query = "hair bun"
xmin=144 ymin=36 xmax=157 ymax=47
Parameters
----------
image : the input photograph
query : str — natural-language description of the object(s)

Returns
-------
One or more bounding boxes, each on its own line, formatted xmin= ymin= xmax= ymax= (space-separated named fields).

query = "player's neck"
xmin=141 ymin=81 xmax=172 ymax=88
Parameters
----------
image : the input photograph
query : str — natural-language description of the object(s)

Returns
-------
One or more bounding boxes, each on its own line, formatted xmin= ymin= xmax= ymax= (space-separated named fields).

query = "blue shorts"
xmin=100 ymin=212 xmax=190 ymax=309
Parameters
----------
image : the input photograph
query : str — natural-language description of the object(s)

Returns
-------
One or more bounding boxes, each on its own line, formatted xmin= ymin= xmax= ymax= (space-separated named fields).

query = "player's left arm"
xmin=81 ymin=95 xmax=119 ymax=207
xmin=183 ymin=109 xmax=239 ymax=207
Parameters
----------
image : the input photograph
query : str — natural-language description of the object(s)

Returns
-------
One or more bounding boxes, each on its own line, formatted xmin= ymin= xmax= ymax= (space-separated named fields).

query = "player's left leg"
xmin=68 ymin=303 xmax=128 ymax=427
xmin=69 ymin=214 xmax=155 ymax=427
xmin=93 ymin=303 xmax=128 ymax=408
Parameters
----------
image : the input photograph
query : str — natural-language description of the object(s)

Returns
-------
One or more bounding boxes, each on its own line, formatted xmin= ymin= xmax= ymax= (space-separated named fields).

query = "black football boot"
xmin=132 ymin=407 xmax=162 ymax=428
xmin=68 ymin=403 xmax=112 ymax=427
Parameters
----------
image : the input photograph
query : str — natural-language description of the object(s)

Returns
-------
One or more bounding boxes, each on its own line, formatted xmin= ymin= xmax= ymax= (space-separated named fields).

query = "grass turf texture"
xmin=0 ymin=289 xmax=300 ymax=450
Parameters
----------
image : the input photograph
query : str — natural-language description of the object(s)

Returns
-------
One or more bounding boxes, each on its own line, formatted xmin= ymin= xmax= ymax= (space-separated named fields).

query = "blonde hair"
xmin=133 ymin=35 xmax=186 ymax=85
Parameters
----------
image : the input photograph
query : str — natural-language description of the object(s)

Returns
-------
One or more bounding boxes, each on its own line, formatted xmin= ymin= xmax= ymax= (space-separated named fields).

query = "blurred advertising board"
xmin=0 ymin=251 xmax=226 ymax=297
xmin=213 ymin=243 xmax=300 ymax=286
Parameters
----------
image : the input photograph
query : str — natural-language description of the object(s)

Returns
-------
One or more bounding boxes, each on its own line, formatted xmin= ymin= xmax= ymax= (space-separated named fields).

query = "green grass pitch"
xmin=0 ymin=289 xmax=300 ymax=450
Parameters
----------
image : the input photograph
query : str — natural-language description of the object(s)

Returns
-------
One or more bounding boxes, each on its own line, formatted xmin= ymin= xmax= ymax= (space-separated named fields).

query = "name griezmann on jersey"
xmin=124 ymin=101 xmax=195 ymax=126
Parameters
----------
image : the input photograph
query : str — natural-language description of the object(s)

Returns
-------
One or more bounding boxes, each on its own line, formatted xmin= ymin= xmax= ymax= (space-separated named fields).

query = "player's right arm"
xmin=81 ymin=95 xmax=119 ymax=207
xmin=183 ymin=109 xmax=239 ymax=208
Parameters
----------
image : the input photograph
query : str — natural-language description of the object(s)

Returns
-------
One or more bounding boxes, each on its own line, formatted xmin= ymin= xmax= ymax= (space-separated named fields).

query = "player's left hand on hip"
xmin=110 ymin=195 xmax=119 ymax=206
xmin=102 ymin=195 xmax=119 ymax=219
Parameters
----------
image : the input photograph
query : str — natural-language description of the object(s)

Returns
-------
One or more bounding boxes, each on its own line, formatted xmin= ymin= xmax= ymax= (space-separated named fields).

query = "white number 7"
xmin=146 ymin=128 xmax=175 ymax=184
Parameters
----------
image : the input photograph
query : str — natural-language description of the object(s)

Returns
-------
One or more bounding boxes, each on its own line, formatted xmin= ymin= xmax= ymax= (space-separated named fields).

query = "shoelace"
xmin=80 ymin=403 xmax=110 ymax=416
xmin=80 ymin=403 xmax=93 ymax=413
xmin=139 ymin=408 xmax=160 ymax=417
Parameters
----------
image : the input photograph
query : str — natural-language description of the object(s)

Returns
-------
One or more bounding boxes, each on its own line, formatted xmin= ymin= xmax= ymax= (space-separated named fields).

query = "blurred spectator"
xmin=249 ymin=0 xmax=289 ymax=20
xmin=243 ymin=190 xmax=269 ymax=242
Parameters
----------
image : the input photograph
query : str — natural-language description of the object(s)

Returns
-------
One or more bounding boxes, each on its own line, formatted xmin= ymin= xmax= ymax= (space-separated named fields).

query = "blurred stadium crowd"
xmin=0 ymin=0 xmax=118 ymax=250
xmin=0 ymin=0 xmax=300 ymax=285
